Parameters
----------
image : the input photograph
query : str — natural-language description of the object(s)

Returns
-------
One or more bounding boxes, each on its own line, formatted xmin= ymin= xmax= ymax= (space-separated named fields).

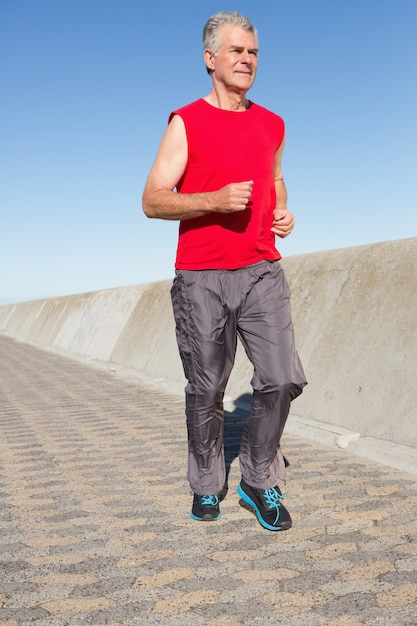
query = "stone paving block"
xmin=1 ymin=335 xmax=417 ymax=625
xmin=39 ymin=596 xmax=118 ymax=615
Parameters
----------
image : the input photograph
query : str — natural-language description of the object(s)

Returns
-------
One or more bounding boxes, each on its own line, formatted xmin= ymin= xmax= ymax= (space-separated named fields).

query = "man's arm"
xmin=271 ymin=136 xmax=295 ymax=238
xmin=142 ymin=115 xmax=253 ymax=221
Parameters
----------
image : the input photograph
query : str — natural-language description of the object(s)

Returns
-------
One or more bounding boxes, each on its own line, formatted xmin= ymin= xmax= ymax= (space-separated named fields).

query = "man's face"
xmin=207 ymin=24 xmax=258 ymax=92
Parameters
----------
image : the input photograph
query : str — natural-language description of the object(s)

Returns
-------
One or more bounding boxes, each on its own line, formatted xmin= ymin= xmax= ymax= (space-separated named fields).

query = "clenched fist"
xmin=271 ymin=208 xmax=294 ymax=238
xmin=212 ymin=181 xmax=254 ymax=213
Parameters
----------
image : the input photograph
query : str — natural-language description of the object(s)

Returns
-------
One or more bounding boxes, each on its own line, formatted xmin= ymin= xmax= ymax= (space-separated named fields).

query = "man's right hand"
xmin=212 ymin=181 xmax=254 ymax=213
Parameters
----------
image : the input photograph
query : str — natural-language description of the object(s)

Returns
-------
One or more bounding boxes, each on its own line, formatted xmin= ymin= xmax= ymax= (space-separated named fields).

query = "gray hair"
xmin=203 ymin=11 xmax=258 ymax=73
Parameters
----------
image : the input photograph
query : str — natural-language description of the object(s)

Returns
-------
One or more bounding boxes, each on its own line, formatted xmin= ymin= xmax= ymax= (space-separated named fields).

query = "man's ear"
xmin=204 ymin=49 xmax=215 ymax=72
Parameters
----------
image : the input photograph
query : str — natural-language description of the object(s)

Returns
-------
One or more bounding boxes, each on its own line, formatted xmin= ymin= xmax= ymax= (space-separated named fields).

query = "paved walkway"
xmin=0 ymin=334 xmax=416 ymax=626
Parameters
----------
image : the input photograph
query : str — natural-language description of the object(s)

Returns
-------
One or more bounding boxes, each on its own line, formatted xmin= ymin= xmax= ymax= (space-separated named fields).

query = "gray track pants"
xmin=171 ymin=260 xmax=307 ymax=495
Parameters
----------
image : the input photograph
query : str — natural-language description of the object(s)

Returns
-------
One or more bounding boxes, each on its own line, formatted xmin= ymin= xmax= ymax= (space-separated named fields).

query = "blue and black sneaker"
xmin=237 ymin=479 xmax=291 ymax=531
xmin=191 ymin=494 xmax=221 ymax=521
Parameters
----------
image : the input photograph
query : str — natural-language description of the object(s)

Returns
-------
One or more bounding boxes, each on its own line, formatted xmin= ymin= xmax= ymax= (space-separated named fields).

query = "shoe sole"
xmin=190 ymin=512 xmax=221 ymax=522
xmin=237 ymin=484 xmax=291 ymax=531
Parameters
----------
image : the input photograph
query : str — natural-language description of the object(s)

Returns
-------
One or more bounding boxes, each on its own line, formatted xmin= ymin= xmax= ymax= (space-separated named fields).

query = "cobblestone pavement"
xmin=0 ymin=334 xmax=416 ymax=626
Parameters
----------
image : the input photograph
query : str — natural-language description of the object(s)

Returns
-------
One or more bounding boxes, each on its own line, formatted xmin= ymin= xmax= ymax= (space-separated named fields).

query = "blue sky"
xmin=1 ymin=0 xmax=416 ymax=304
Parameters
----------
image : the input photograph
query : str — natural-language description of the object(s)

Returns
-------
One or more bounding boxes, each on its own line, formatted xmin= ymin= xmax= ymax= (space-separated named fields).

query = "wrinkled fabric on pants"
xmin=171 ymin=260 xmax=307 ymax=495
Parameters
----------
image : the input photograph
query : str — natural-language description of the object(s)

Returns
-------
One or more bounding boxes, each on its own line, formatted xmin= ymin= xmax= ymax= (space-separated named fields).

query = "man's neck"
xmin=204 ymin=88 xmax=249 ymax=112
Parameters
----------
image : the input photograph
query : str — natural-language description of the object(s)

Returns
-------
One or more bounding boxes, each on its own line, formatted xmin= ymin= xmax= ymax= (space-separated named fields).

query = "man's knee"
xmin=253 ymin=379 xmax=304 ymax=400
xmin=186 ymin=379 xmax=225 ymax=407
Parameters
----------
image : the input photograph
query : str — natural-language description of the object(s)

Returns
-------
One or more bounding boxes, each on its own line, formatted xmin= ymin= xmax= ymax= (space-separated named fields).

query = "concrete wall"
xmin=1 ymin=238 xmax=416 ymax=472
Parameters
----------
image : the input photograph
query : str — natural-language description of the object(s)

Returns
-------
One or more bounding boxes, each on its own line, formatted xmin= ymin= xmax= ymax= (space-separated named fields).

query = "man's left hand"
xmin=271 ymin=208 xmax=295 ymax=238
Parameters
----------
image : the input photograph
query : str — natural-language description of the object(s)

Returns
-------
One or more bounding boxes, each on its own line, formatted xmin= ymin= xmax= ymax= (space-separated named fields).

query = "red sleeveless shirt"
xmin=170 ymin=98 xmax=285 ymax=270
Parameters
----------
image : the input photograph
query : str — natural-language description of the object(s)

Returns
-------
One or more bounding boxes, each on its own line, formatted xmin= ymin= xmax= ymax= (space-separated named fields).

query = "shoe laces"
xmin=262 ymin=487 xmax=284 ymax=509
xmin=201 ymin=495 xmax=219 ymax=506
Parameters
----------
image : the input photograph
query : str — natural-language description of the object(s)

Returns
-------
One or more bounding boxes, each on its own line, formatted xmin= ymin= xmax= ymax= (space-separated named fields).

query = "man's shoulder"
xmin=250 ymin=101 xmax=283 ymax=122
xmin=172 ymin=99 xmax=203 ymax=115
xmin=168 ymin=99 xmax=203 ymax=124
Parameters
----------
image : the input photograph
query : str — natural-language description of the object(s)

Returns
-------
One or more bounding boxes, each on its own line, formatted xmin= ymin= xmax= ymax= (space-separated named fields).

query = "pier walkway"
xmin=0 ymin=334 xmax=416 ymax=625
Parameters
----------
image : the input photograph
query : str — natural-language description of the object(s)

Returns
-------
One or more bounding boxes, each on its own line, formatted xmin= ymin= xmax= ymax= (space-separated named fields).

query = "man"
xmin=142 ymin=11 xmax=306 ymax=531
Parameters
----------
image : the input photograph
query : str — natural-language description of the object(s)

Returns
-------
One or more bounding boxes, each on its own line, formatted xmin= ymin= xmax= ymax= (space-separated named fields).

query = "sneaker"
xmin=237 ymin=479 xmax=292 ymax=531
xmin=190 ymin=494 xmax=221 ymax=521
